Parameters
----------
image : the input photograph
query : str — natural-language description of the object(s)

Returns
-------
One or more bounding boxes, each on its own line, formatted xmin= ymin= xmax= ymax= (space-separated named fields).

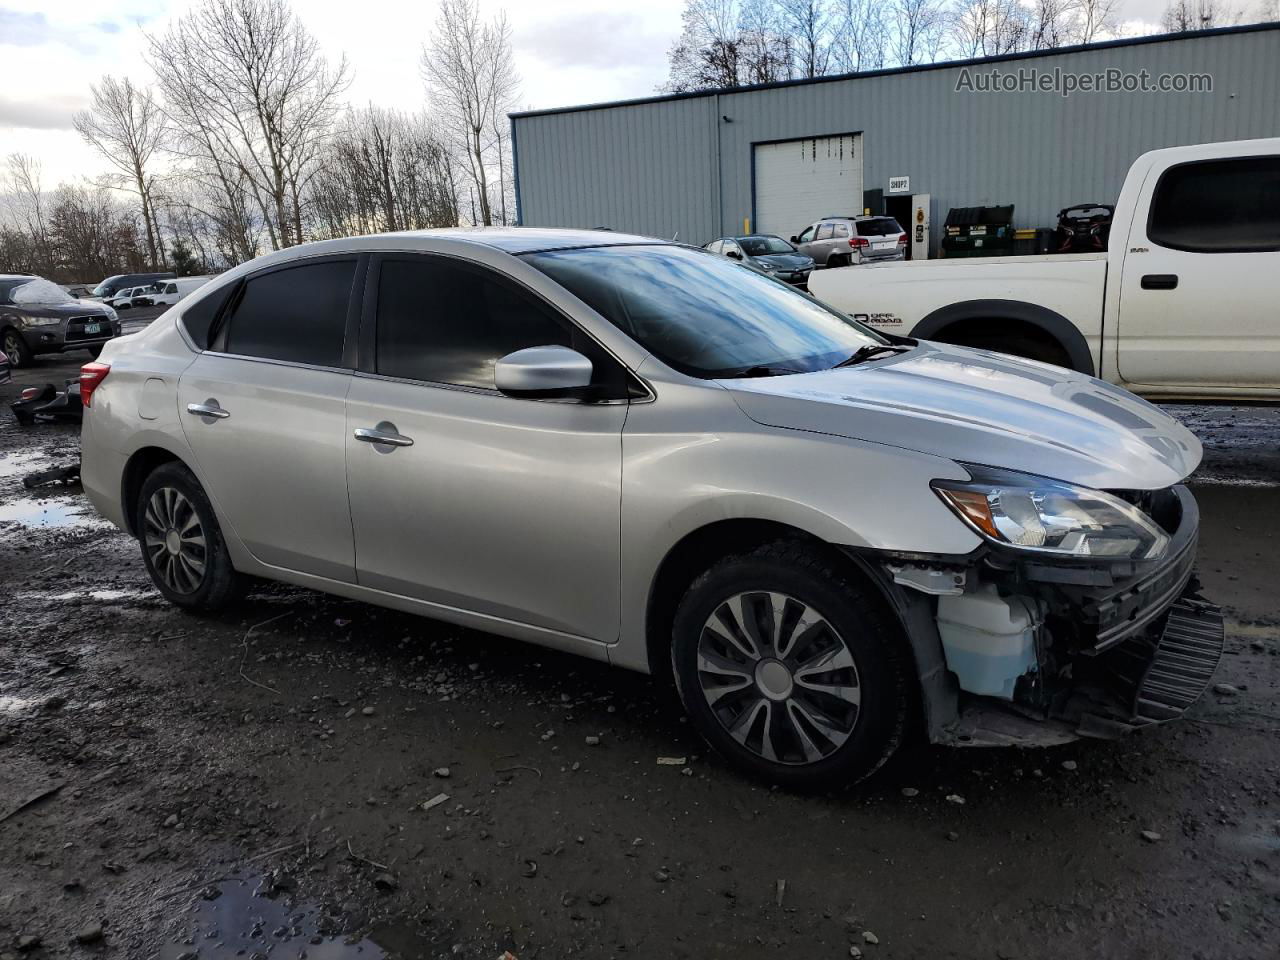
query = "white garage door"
xmin=753 ymin=134 xmax=863 ymax=237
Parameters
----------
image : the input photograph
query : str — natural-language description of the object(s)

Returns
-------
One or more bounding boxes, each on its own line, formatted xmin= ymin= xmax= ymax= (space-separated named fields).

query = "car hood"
xmin=13 ymin=300 xmax=113 ymax=319
xmin=752 ymin=253 xmax=813 ymax=270
xmin=721 ymin=340 xmax=1201 ymax=490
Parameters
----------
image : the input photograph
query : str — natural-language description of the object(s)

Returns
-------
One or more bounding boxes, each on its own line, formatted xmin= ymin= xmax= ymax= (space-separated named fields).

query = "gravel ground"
xmin=0 ymin=342 xmax=1276 ymax=960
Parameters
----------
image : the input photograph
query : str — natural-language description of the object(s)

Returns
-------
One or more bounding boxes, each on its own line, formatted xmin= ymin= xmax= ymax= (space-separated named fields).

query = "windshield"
xmin=525 ymin=245 xmax=884 ymax=377
xmin=738 ymin=236 xmax=795 ymax=256
xmin=856 ymin=218 xmax=902 ymax=237
xmin=10 ymin=278 xmax=75 ymax=306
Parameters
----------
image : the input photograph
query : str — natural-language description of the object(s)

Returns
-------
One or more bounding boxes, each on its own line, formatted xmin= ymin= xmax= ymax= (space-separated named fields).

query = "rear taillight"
xmin=19 ymin=387 xmax=40 ymax=401
xmin=849 ymin=236 xmax=869 ymax=248
xmin=80 ymin=362 xmax=110 ymax=408
xmin=897 ymin=233 xmax=908 ymax=246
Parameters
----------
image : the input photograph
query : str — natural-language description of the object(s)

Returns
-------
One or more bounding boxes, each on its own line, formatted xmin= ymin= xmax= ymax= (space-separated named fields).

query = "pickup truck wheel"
xmin=2 ymin=329 xmax=33 ymax=368
xmin=137 ymin=463 xmax=244 ymax=613
xmin=671 ymin=541 xmax=908 ymax=790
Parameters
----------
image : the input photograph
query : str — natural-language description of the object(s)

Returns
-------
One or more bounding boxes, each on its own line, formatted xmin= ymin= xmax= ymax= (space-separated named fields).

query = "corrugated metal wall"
xmin=512 ymin=25 xmax=1280 ymax=250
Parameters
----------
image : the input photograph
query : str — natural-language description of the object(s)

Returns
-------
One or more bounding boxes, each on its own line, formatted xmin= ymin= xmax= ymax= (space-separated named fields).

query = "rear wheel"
xmin=137 ymin=463 xmax=243 ymax=612
xmin=828 ymin=253 xmax=850 ymax=268
xmin=2 ymin=329 xmax=33 ymax=368
xmin=671 ymin=542 xmax=909 ymax=790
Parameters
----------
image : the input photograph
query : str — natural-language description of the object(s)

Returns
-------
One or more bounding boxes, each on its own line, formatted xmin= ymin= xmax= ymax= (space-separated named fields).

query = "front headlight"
xmin=933 ymin=466 xmax=1169 ymax=561
xmin=25 ymin=316 xmax=62 ymax=326
xmin=102 ymin=306 xmax=118 ymax=321
xmin=758 ymin=261 xmax=778 ymax=272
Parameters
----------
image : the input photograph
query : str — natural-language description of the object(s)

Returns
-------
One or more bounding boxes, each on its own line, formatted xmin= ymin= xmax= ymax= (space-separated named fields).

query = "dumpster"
xmin=941 ymin=205 xmax=1015 ymax=258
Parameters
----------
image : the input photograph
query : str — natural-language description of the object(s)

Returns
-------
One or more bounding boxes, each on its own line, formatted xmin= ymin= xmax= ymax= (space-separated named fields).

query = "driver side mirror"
xmin=726 ymin=249 xmax=743 ymax=260
xmin=790 ymin=236 xmax=799 ymax=243
xmin=495 ymin=345 xmax=593 ymax=399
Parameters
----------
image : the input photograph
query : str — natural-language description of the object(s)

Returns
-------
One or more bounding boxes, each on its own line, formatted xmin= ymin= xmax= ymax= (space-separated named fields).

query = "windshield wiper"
xmin=722 ymin=364 xmax=807 ymax=379
xmin=832 ymin=344 xmax=912 ymax=369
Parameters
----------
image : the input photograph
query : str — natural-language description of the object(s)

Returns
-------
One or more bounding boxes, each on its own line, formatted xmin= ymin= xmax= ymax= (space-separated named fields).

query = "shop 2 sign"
xmin=888 ymin=176 xmax=910 ymax=194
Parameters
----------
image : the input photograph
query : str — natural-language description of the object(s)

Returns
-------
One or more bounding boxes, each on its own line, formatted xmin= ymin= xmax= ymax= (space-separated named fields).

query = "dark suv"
xmin=91 ymin=272 xmax=176 ymax=300
xmin=0 ymin=275 xmax=121 ymax=367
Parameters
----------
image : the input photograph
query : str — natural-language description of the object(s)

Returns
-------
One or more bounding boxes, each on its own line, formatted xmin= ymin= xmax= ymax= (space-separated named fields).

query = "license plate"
xmin=84 ymin=323 xmax=102 ymax=334
xmin=873 ymin=241 xmax=894 ymax=250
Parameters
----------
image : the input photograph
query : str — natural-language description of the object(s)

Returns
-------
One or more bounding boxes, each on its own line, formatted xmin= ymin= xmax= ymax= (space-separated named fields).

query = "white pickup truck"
xmin=809 ymin=137 xmax=1280 ymax=402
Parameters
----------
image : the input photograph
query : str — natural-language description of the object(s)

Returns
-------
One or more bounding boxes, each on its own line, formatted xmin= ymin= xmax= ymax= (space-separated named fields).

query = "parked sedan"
xmin=0 ymin=275 xmax=120 ymax=367
xmin=81 ymin=228 xmax=1220 ymax=788
xmin=704 ymin=235 xmax=814 ymax=286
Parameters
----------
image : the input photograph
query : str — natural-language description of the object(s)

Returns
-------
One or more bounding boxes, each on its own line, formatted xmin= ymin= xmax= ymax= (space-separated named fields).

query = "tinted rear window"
xmin=1148 ymin=156 xmax=1280 ymax=253
xmin=856 ymin=218 xmax=901 ymax=236
xmin=223 ymin=260 xmax=355 ymax=366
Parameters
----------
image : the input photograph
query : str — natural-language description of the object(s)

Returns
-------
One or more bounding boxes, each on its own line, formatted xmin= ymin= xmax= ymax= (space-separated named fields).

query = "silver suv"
xmin=793 ymin=216 xmax=907 ymax=267
xmin=81 ymin=229 xmax=1220 ymax=788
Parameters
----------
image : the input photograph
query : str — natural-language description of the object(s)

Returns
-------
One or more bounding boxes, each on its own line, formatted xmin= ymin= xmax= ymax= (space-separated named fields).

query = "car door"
xmin=177 ymin=255 xmax=361 ymax=583
xmin=812 ymin=223 xmax=837 ymax=264
xmin=794 ymin=224 xmax=819 ymax=261
xmin=345 ymin=253 xmax=628 ymax=643
xmin=1117 ymin=153 xmax=1280 ymax=389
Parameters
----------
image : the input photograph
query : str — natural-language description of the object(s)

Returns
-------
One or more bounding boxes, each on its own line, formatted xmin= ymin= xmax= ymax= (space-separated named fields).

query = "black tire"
xmin=827 ymin=253 xmax=849 ymax=268
xmin=137 ymin=462 xmax=243 ymax=612
xmin=85 ymin=345 xmax=104 ymax=359
xmin=671 ymin=541 xmax=909 ymax=790
xmin=2 ymin=328 xmax=34 ymax=368
xmin=954 ymin=333 xmax=1072 ymax=370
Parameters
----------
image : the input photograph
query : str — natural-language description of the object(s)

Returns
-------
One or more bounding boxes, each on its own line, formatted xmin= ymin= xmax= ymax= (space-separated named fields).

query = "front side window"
xmin=797 ymin=226 xmax=815 ymax=243
xmin=1148 ymin=156 xmax=1280 ymax=253
xmin=223 ymin=259 xmax=355 ymax=367
xmin=739 ymin=236 xmax=796 ymax=256
xmin=375 ymin=257 xmax=572 ymax=389
xmin=526 ymin=245 xmax=885 ymax=378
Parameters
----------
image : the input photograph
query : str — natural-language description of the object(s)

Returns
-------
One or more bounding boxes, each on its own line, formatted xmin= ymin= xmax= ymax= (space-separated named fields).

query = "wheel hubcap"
xmin=143 ymin=487 xmax=207 ymax=594
xmin=697 ymin=591 xmax=860 ymax=766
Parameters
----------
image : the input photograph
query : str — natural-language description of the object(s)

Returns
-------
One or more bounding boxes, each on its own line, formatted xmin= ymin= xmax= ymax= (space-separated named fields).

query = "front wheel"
xmin=671 ymin=542 xmax=909 ymax=790
xmin=3 ymin=329 xmax=33 ymax=367
xmin=137 ymin=462 xmax=244 ymax=612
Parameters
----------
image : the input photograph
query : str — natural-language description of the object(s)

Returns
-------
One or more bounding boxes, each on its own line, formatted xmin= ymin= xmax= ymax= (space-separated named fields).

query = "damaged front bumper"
xmin=855 ymin=485 xmax=1225 ymax=747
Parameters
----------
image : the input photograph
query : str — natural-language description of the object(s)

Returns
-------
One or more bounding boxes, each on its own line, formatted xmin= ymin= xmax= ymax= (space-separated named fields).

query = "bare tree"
xmin=148 ymin=0 xmax=350 ymax=249
xmin=422 ymin=0 xmax=518 ymax=227
xmin=953 ymin=0 xmax=1033 ymax=55
xmin=663 ymin=0 xmax=794 ymax=91
xmin=74 ymin=76 xmax=168 ymax=270
xmin=309 ymin=106 xmax=459 ymax=237
xmin=1160 ymin=0 xmax=1245 ymax=30
xmin=49 ymin=184 xmax=144 ymax=280
xmin=830 ymin=0 xmax=888 ymax=72
xmin=887 ymin=0 xmax=950 ymax=65
xmin=4 ymin=154 xmax=54 ymax=275
xmin=778 ymin=0 xmax=830 ymax=77
xmin=1074 ymin=0 xmax=1120 ymax=42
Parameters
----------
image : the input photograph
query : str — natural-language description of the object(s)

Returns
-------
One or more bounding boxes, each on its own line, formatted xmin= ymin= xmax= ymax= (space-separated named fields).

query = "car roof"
xmin=391 ymin=226 xmax=667 ymax=254
xmin=0 ymin=274 xmax=37 ymax=281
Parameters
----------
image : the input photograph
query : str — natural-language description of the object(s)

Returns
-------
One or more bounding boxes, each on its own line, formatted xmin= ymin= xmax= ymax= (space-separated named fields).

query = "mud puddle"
xmin=157 ymin=876 xmax=388 ymax=960
xmin=0 ymin=448 xmax=58 ymax=481
xmin=0 ymin=495 xmax=108 ymax=529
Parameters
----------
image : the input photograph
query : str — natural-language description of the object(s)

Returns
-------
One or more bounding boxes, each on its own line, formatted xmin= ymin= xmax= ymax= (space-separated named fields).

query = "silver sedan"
xmin=80 ymin=228 xmax=1216 ymax=788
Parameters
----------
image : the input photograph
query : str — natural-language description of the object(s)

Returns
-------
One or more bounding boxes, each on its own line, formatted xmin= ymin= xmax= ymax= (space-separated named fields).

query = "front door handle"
xmin=1141 ymin=274 xmax=1178 ymax=290
xmin=186 ymin=401 xmax=230 ymax=419
xmin=354 ymin=425 xmax=414 ymax=448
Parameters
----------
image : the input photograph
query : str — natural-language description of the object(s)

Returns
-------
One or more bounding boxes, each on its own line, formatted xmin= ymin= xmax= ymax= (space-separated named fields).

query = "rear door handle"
xmin=1141 ymin=274 xmax=1178 ymax=290
xmin=186 ymin=401 xmax=229 ymax=419
xmin=354 ymin=426 xmax=414 ymax=448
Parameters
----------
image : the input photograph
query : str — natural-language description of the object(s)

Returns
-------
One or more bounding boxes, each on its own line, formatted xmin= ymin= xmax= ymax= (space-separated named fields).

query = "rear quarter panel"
xmin=808 ymin=255 xmax=1108 ymax=360
xmin=80 ymin=317 xmax=201 ymax=531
